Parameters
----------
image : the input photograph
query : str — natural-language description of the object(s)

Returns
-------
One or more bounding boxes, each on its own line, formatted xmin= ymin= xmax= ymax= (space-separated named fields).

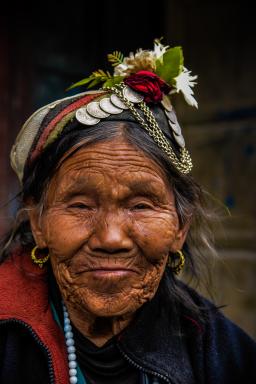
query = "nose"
xmin=87 ymin=212 xmax=134 ymax=254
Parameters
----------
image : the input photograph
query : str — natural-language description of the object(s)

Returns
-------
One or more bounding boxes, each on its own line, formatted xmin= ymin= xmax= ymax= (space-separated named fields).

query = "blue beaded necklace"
xmin=50 ymin=301 xmax=87 ymax=384
xmin=51 ymin=301 xmax=154 ymax=384
xmin=63 ymin=301 xmax=79 ymax=384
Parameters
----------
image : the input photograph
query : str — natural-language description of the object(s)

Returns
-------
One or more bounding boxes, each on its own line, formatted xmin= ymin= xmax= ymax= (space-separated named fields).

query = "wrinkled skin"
xmin=29 ymin=136 xmax=188 ymax=346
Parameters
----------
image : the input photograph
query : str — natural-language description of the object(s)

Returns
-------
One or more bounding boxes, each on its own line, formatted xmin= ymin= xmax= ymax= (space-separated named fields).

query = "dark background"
xmin=0 ymin=1 xmax=255 ymax=337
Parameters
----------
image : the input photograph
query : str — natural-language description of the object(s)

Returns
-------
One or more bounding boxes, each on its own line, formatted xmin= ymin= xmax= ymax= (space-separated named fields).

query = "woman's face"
xmin=30 ymin=136 xmax=187 ymax=318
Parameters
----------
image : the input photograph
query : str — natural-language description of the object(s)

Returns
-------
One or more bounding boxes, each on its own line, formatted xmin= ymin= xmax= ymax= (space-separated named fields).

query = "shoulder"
xmin=179 ymin=279 xmax=256 ymax=349
xmin=179 ymin=281 xmax=256 ymax=383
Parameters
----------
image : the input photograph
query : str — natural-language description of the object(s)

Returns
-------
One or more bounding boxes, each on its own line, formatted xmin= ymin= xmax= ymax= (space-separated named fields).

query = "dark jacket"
xmin=0 ymin=251 xmax=256 ymax=384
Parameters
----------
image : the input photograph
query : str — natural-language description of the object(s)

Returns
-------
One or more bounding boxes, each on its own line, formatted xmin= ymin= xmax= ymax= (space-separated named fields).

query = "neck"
xmin=65 ymin=302 xmax=135 ymax=347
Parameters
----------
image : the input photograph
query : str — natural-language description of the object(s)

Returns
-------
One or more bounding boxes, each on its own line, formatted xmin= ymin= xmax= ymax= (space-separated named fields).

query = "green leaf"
xmin=66 ymin=68 xmax=112 ymax=91
xmin=107 ymin=51 xmax=124 ymax=67
xmin=66 ymin=76 xmax=95 ymax=91
xmin=156 ymin=46 xmax=184 ymax=84
xmin=87 ymin=77 xmax=105 ymax=89
xmin=92 ymin=69 xmax=111 ymax=79
xmin=102 ymin=76 xmax=124 ymax=88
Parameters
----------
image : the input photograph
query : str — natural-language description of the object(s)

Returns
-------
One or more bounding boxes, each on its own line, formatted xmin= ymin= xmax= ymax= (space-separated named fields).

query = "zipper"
xmin=117 ymin=342 xmax=172 ymax=384
xmin=0 ymin=318 xmax=55 ymax=384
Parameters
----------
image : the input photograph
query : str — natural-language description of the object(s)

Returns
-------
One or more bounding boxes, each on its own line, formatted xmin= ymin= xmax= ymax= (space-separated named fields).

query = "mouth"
xmin=90 ymin=267 xmax=135 ymax=271
xmin=91 ymin=269 xmax=134 ymax=275
xmin=71 ymin=257 xmax=141 ymax=277
xmin=88 ymin=267 xmax=138 ymax=278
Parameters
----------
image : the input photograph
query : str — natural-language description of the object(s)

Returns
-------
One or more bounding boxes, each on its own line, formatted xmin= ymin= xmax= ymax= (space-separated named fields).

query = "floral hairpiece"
xmin=10 ymin=39 xmax=196 ymax=184
xmin=68 ymin=38 xmax=198 ymax=108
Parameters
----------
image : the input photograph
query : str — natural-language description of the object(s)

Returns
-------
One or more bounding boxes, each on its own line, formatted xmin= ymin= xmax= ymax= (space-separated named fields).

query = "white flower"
xmin=113 ymin=41 xmax=169 ymax=77
xmin=113 ymin=63 xmax=129 ymax=76
xmin=173 ymin=67 xmax=198 ymax=108
xmin=153 ymin=40 xmax=169 ymax=59
xmin=134 ymin=49 xmax=144 ymax=58
xmin=113 ymin=49 xmax=156 ymax=77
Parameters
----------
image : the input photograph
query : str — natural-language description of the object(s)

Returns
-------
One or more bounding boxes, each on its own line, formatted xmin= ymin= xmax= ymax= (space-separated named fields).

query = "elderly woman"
xmin=0 ymin=41 xmax=255 ymax=384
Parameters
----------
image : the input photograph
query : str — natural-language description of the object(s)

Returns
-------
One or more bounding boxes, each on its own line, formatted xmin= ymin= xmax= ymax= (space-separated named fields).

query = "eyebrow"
xmin=126 ymin=179 xmax=167 ymax=199
xmin=57 ymin=175 xmax=168 ymax=202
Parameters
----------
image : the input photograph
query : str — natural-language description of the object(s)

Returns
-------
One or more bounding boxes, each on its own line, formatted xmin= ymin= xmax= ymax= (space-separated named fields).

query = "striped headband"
xmin=10 ymin=91 xmax=102 ymax=183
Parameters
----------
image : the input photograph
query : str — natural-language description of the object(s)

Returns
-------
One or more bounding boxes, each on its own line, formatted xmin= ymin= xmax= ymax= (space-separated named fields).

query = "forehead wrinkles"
xmin=52 ymin=167 xmax=168 ymax=202
xmin=48 ymin=161 xmax=169 ymax=207
xmin=56 ymin=143 xmax=168 ymax=182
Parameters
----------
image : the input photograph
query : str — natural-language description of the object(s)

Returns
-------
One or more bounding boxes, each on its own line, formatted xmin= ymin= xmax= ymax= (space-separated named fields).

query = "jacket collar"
xmin=0 ymin=250 xmax=69 ymax=384
xmin=117 ymin=272 xmax=197 ymax=383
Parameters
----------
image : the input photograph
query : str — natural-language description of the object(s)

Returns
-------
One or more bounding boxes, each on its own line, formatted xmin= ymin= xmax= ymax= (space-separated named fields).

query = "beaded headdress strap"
xmin=10 ymin=39 xmax=198 ymax=183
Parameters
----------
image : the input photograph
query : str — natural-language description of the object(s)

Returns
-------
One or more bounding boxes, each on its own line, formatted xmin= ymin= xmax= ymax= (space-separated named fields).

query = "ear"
xmin=170 ymin=221 xmax=190 ymax=252
xmin=27 ymin=204 xmax=48 ymax=249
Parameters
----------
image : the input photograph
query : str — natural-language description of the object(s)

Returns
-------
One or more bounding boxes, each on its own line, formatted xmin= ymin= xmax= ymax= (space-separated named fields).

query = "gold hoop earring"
xmin=168 ymin=250 xmax=185 ymax=275
xmin=31 ymin=246 xmax=49 ymax=268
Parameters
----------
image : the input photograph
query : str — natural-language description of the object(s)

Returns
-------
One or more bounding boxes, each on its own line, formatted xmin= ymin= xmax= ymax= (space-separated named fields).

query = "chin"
xmin=89 ymin=306 xmax=128 ymax=318
xmin=77 ymin=290 xmax=141 ymax=318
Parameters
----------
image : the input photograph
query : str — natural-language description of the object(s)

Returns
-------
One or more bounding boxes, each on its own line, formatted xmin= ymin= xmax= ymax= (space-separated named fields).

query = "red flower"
xmin=124 ymin=70 xmax=171 ymax=104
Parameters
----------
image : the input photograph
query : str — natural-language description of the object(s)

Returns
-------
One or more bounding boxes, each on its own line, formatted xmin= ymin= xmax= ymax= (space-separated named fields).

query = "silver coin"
xmin=86 ymin=101 xmax=110 ymax=118
xmin=110 ymin=94 xmax=129 ymax=109
xmin=173 ymin=132 xmax=185 ymax=148
xmin=165 ymin=109 xmax=177 ymax=124
xmin=99 ymin=98 xmax=123 ymax=114
xmin=123 ymin=86 xmax=144 ymax=103
xmin=161 ymin=95 xmax=173 ymax=111
xmin=76 ymin=107 xmax=100 ymax=126
xmin=168 ymin=120 xmax=182 ymax=136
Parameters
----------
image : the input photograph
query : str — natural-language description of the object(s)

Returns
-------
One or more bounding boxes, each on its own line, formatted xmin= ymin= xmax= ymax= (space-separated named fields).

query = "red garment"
xmin=0 ymin=251 xmax=69 ymax=384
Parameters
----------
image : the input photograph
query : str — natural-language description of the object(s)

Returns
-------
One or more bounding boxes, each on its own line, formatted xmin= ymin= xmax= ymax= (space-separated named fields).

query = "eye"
xmin=132 ymin=203 xmax=153 ymax=210
xmin=68 ymin=203 xmax=92 ymax=209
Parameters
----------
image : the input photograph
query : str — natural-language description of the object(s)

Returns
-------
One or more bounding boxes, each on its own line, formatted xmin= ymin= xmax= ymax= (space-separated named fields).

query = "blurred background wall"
xmin=0 ymin=0 xmax=255 ymax=338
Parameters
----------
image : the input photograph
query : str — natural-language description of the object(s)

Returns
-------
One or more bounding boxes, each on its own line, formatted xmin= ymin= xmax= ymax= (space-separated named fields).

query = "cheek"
xmin=41 ymin=207 xmax=179 ymax=267
xmin=130 ymin=210 xmax=179 ymax=261
xmin=40 ymin=209 xmax=93 ymax=259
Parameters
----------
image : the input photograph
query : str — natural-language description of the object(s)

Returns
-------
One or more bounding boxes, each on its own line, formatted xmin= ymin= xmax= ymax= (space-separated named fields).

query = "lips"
xmin=89 ymin=268 xmax=137 ymax=279
xmin=71 ymin=258 xmax=140 ymax=276
xmin=72 ymin=263 xmax=140 ymax=275
xmin=91 ymin=269 xmax=134 ymax=275
xmin=89 ymin=266 xmax=138 ymax=273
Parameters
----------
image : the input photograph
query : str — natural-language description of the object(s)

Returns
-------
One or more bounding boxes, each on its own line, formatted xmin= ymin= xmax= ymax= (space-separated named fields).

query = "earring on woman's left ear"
xmin=168 ymin=250 xmax=185 ymax=275
xmin=31 ymin=245 xmax=49 ymax=268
